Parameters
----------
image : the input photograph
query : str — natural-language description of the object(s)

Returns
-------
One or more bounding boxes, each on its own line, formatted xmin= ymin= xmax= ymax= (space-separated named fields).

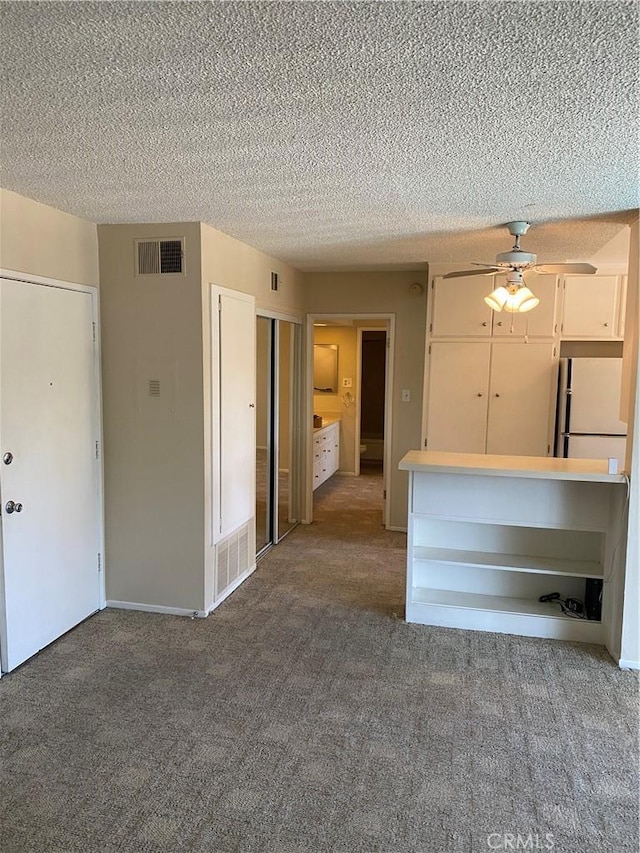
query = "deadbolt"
xmin=3 ymin=452 xmax=13 ymax=465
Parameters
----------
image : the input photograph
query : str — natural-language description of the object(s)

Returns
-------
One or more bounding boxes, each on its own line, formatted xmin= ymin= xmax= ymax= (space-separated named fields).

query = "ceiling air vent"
xmin=270 ymin=271 xmax=279 ymax=292
xmin=135 ymin=238 xmax=184 ymax=276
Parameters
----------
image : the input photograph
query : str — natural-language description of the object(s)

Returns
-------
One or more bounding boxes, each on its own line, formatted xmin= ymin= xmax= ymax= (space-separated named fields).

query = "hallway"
xmin=263 ymin=467 xmax=406 ymax=617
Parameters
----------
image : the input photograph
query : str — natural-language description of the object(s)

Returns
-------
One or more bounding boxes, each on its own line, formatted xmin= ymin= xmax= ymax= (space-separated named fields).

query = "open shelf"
xmin=412 ymin=546 xmax=603 ymax=579
xmin=412 ymin=586 xmax=600 ymax=622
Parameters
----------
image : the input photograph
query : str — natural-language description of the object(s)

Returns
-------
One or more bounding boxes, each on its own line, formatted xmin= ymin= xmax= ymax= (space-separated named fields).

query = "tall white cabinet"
xmin=424 ymin=274 xmax=559 ymax=457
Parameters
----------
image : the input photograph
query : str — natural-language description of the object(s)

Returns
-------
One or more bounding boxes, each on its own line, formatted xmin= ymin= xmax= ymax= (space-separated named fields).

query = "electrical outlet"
xmin=401 ymin=389 xmax=411 ymax=402
xmin=342 ymin=378 xmax=352 ymax=388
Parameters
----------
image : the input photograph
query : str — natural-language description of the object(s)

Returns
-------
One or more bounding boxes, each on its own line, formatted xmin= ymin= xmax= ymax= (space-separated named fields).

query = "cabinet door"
xmin=426 ymin=342 xmax=491 ymax=452
xmin=431 ymin=277 xmax=493 ymax=337
xmin=561 ymin=275 xmax=619 ymax=338
xmin=486 ymin=344 xmax=555 ymax=457
xmin=618 ymin=276 xmax=627 ymax=339
xmin=491 ymin=274 xmax=558 ymax=338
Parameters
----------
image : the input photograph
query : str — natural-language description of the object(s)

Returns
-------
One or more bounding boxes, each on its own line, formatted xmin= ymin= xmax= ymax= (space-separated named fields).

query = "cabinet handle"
xmin=482 ymin=322 xmax=488 ymax=327
xmin=496 ymin=321 xmax=503 ymax=326
xmin=476 ymin=393 xmax=483 ymax=397
xmin=604 ymin=322 xmax=609 ymax=327
xmin=494 ymin=393 xmax=501 ymax=398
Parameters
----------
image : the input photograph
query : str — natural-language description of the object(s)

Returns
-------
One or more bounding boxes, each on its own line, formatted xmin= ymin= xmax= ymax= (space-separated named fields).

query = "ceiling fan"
xmin=443 ymin=221 xmax=597 ymax=313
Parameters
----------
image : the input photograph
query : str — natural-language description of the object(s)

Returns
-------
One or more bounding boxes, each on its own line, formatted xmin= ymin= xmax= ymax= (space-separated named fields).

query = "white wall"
xmin=0 ymin=188 xmax=99 ymax=286
xmin=304 ymin=271 xmax=428 ymax=529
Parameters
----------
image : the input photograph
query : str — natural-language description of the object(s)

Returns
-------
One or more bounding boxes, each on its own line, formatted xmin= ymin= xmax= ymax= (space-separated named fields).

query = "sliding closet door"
xmin=277 ymin=321 xmax=301 ymax=540
xmin=255 ymin=317 xmax=273 ymax=553
xmin=255 ymin=315 xmax=302 ymax=555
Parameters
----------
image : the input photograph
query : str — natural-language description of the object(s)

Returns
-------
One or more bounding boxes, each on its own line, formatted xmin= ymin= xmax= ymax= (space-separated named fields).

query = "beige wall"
xmin=313 ymin=326 xmax=358 ymax=473
xmin=98 ymin=222 xmax=206 ymax=611
xmin=305 ymin=271 xmax=428 ymax=528
xmin=200 ymin=222 xmax=305 ymax=316
xmin=0 ymin=188 xmax=99 ymax=286
xmin=199 ymin=223 xmax=305 ymax=606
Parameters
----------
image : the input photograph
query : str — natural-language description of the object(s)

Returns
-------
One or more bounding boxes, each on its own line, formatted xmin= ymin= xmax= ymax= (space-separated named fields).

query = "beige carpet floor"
xmin=0 ymin=469 xmax=638 ymax=852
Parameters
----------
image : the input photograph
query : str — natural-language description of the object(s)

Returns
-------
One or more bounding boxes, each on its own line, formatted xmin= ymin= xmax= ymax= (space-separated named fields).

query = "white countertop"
xmin=313 ymin=416 xmax=341 ymax=432
xmin=399 ymin=450 xmax=626 ymax=484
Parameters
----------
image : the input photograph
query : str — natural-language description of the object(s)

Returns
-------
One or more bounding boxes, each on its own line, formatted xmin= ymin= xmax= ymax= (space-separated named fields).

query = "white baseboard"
xmin=207 ymin=562 xmax=256 ymax=613
xmin=107 ymin=600 xmax=207 ymax=618
xmin=618 ymin=658 xmax=640 ymax=670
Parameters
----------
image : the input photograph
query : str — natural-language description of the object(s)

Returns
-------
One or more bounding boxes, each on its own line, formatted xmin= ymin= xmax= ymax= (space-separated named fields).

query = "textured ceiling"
xmin=1 ymin=1 xmax=638 ymax=270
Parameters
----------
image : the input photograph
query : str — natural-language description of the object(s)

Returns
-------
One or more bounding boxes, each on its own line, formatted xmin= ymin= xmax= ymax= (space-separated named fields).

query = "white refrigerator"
xmin=556 ymin=358 xmax=627 ymax=471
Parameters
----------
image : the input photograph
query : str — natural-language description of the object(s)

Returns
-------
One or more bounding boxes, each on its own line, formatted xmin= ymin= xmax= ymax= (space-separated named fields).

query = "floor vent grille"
xmin=215 ymin=520 xmax=254 ymax=600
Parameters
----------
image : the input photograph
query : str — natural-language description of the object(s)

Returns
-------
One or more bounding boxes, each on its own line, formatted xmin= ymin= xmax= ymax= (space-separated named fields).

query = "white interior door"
xmin=217 ymin=289 xmax=256 ymax=540
xmin=0 ymin=278 xmax=101 ymax=672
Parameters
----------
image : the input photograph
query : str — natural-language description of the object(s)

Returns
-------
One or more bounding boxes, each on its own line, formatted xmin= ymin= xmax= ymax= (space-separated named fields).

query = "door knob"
xmin=3 ymin=452 xmax=13 ymax=465
xmin=5 ymin=501 xmax=23 ymax=514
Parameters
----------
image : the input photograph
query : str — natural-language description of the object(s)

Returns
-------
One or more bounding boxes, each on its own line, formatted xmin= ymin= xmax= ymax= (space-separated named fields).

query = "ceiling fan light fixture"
xmin=516 ymin=292 xmax=540 ymax=313
xmin=503 ymin=286 xmax=539 ymax=313
xmin=484 ymin=286 xmax=509 ymax=311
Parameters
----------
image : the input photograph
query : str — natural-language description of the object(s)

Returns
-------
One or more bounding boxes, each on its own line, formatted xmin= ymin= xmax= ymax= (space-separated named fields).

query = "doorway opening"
xmin=307 ymin=314 xmax=394 ymax=529
xmin=357 ymin=329 xmax=387 ymax=476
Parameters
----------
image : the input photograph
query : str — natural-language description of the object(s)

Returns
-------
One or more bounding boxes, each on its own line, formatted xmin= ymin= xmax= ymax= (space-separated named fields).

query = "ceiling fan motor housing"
xmin=496 ymin=250 xmax=537 ymax=268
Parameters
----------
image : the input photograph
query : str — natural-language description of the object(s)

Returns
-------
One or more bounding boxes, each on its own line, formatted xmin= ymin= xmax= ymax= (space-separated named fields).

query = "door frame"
xmin=0 ymin=269 xmax=106 ymax=673
xmin=305 ymin=313 xmax=395 ymax=529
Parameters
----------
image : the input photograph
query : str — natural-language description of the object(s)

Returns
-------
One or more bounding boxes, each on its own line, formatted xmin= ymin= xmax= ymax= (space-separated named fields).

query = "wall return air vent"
xmin=135 ymin=238 xmax=185 ymax=276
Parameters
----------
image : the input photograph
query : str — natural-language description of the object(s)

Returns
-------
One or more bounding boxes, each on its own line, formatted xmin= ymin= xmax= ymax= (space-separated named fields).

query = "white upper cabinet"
xmin=560 ymin=275 xmax=622 ymax=339
xmin=430 ymin=276 xmax=493 ymax=337
xmin=491 ymin=274 xmax=558 ymax=338
xmin=431 ymin=274 xmax=557 ymax=338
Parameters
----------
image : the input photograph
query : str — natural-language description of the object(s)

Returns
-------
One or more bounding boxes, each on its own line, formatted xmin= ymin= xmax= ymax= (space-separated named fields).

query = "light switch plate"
xmin=401 ymin=389 xmax=411 ymax=402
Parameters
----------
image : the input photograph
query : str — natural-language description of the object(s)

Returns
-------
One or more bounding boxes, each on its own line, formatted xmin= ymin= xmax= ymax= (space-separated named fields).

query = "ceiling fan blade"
xmin=442 ymin=267 xmax=500 ymax=279
xmin=533 ymin=263 xmax=597 ymax=275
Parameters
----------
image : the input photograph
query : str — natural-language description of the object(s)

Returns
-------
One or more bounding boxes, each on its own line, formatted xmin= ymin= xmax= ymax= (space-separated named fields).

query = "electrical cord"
xmin=539 ymin=592 xmax=586 ymax=619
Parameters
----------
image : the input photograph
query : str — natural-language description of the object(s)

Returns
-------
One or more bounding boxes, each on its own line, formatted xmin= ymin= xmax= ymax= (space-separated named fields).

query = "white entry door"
xmin=0 ymin=278 xmax=102 ymax=672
